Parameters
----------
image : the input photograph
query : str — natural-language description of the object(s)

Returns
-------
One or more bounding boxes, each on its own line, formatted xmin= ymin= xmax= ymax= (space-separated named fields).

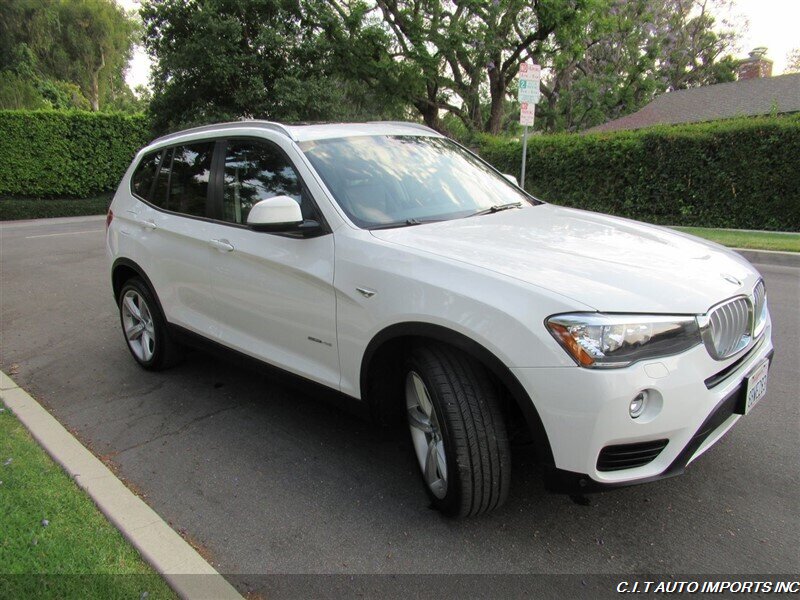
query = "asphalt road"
xmin=1 ymin=216 xmax=798 ymax=597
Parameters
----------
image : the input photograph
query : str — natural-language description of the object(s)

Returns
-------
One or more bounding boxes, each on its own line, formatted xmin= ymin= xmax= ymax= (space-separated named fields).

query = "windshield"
xmin=299 ymin=135 xmax=537 ymax=229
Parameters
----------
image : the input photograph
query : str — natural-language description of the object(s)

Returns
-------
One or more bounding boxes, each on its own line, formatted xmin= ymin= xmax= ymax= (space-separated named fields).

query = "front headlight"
xmin=545 ymin=313 xmax=702 ymax=368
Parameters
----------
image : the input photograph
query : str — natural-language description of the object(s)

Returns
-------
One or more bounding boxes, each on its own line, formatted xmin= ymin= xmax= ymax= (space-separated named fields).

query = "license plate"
xmin=740 ymin=359 xmax=769 ymax=415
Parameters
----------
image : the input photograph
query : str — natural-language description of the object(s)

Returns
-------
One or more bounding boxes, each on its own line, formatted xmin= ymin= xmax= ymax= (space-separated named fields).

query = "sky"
xmin=121 ymin=0 xmax=800 ymax=90
xmin=712 ymin=0 xmax=800 ymax=74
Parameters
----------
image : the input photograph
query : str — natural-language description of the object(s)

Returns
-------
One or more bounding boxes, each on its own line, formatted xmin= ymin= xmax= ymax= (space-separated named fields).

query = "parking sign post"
xmin=521 ymin=123 xmax=529 ymax=188
xmin=518 ymin=63 xmax=540 ymax=189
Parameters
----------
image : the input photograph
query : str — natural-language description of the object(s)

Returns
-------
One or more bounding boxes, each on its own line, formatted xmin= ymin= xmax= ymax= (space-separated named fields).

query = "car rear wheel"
xmin=118 ymin=277 xmax=181 ymax=370
xmin=405 ymin=344 xmax=511 ymax=517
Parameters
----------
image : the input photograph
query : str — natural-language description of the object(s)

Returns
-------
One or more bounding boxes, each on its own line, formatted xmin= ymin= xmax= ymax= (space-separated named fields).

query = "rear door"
xmin=203 ymin=137 xmax=340 ymax=389
xmin=130 ymin=141 xmax=219 ymax=336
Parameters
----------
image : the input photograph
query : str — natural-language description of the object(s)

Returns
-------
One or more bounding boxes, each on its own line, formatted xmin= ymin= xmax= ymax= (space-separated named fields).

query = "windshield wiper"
xmin=369 ymin=218 xmax=440 ymax=230
xmin=466 ymin=202 xmax=523 ymax=218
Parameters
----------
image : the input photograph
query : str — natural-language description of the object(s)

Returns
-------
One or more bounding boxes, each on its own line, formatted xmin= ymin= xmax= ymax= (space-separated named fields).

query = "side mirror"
xmin=247 ymin=196 xmax=303 ymax=231
xmin=502 ymin=173 xmax=518 ymax=185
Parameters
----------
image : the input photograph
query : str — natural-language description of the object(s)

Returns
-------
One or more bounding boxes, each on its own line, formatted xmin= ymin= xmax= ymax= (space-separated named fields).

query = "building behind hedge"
xmin=588 ymin=51 xmax=800 ymax=134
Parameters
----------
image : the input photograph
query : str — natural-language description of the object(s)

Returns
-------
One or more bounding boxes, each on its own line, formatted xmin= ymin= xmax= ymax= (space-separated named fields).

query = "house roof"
xmin=587 ymin=73 xmax=800 ymax=133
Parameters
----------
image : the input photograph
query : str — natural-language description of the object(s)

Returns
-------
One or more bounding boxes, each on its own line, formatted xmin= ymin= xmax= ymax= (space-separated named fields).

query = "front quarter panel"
xmin=334 ymin=228 xmax=590 ymax=399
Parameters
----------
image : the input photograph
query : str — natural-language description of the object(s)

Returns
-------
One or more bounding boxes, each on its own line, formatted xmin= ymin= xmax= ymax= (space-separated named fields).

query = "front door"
xmin=204 ymin=137 xmax=339 ymax=389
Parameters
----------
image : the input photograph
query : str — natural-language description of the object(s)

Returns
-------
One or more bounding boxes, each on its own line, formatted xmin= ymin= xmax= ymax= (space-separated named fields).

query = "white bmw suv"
xmin=107 ymin=121 xmax=773 ymax=517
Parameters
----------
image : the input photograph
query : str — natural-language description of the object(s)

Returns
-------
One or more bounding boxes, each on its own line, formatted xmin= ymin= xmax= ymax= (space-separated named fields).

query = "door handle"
xmin=136 ymin=219 xmax=157 ymax=230
xmin=209 ymin=238 xmax=235 ymax=252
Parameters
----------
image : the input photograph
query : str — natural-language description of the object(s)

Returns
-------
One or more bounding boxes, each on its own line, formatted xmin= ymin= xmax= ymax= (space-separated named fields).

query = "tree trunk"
xmin=89 ymin=49 xmax=106 ymax=112
xmin=461 ymin=85 xmax=484 ymax=132
xmin=486 ymin=68 xmax=506 ymax=135
xmin=414 ymin=99 xmax=440 ymax=131
xmin=90 ymin=72 xmax=100 ymax=111
xmin=413 ymin=80 xmax=442 ymax=131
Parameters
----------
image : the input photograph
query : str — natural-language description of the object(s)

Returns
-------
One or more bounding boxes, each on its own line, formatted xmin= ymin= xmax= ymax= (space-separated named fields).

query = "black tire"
xmin=117 ymin=276 xmax=182 ymax=370
xmin=404 ymin=343 xmax=511 ymax=517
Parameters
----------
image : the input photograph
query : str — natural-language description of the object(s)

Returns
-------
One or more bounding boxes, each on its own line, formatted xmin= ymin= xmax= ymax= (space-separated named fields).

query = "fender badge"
xmin=721 ymin=273 xmax=741 ymax=286
xmin=356 ymin=287 xmax=377 ymax=298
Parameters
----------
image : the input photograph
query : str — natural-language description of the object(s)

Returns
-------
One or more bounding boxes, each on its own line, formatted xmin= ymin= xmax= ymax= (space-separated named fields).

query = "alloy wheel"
xmin=405 ymin=371 xmax=448 ymax=499
xmin=121 ymin=289 xmax=155 ymax=362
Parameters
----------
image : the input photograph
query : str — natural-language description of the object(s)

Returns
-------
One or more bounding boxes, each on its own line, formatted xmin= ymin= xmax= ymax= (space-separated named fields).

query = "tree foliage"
xmin=141 ymin=0 xmax=408 ymax=133
xmin=317 ymin=0 xmax=598 ymax=134
xmin=0 ymin=72 xmax=50 ymax=110
xmin=0 ymin=0 xmax=138 ymax=111
xmin=537 ymin=0 xmax=740 ymax=132
xmin=141 ymin=0 xmax=741 ymax=134
xmin=787 ymin=48 xmax=800 ymax=74
xmin=315 ymin=0 xmax=740 ymax=134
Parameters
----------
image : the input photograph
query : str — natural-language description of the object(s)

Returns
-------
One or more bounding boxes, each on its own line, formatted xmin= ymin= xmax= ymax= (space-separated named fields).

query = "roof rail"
xmin=367 ymin=121 xmax=440 ymax=135
xmin=150 ymin=120 xmax=296 ymax=145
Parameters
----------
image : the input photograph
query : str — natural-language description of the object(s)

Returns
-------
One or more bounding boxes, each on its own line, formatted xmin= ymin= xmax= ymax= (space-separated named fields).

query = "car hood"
xmin=370 ymin=204 xmax=760 ymax=313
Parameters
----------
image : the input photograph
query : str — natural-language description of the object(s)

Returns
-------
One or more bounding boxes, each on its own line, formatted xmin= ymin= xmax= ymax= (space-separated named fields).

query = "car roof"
xmin=150 ymin=120 xmax=442 ymax=146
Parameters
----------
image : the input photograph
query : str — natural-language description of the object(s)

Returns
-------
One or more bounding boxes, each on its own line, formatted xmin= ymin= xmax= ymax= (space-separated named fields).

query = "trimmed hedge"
xmin=477 ymin=115 xmax=800 ymax=231
xmin=0 ymin=110 xmax=150 ymax=198
xmin=1 ymin=110 xmax=798 ymax=231
xmin=0 ymin=195 xmax=112 ymax=220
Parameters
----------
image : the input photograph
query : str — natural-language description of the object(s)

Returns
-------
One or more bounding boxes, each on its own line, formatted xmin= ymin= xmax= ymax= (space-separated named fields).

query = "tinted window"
xmin=222 ymin=140 xmax=312 ymax=225
xmin=151 ymin=147 xmax=173 ymax=209
xmin=168 ymin=143 xmax=214 ymax=217
xmin=131 ymin=150 xmax=161 ymax=200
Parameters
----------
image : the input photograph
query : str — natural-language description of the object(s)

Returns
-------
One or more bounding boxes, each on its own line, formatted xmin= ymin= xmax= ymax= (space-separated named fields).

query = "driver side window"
xmin=221 ymin=140 xmax=313 ymax=225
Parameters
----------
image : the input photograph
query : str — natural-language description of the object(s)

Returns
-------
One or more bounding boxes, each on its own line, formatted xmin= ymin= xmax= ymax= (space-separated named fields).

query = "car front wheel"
xmin=405 ymin=344 xmax=511 ymax=517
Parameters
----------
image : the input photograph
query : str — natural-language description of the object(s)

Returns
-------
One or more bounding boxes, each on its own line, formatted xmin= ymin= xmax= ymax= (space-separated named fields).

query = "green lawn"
xmin=0 ymin=401 xmax=175 ymax=599
xmin=671 ymin=227 xmax=800 ymax=253
xmin=0 ymin=194 xmax=112 ymax=221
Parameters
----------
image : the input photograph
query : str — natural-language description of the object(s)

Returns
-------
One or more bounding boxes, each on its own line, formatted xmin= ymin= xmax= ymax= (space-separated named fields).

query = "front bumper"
xmin=511 ymin=315 xmax=774 ymax=493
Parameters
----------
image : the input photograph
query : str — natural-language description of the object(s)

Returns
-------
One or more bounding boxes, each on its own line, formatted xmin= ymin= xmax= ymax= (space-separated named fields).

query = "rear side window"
xmin=168 ymin=143 xmax=215 ymax=217
xmin=141 ymin=142 xmax=215 ymax=217
xmin=151 ymin=147 xmax=173 ymax=210
xmin=131 ymin=151 xmax=162 ymax=200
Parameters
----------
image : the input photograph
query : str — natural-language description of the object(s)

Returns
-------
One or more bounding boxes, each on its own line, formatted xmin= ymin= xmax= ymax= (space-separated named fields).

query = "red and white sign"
xmin=520 ymin=102 xmax=535 ymax=126
xmin=519 ymin=62 xmax=541 ymax=79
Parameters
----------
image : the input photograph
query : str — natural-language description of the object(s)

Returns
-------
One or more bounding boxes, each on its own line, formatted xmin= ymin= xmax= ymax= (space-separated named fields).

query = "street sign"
xmin=519 ymin=62 xmax=540 ymax=79
xmin=518 ymin=63 xmax=541 ymax=188
xmin=518 ymin=63 xmax=541 ymax=101
xmin=520 ymin=102 xmax=535 ymax=126
xmin=518 ymin=80 xmax=540 ymax=104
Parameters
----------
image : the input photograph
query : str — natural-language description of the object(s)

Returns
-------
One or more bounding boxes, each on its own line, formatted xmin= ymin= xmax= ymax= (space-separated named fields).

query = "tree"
xmin=787 ymin=48 xmax=800 ymax=73
xmin=318 ymin=0 xmax=738 ymax=134
xmin=48 ymin=0 xmax=138 ymax=110
xmin=536 ymin=0 xmax=740 ymax=132
xmin=141 ymin=0 xmax=408 ymax=133
xmin=0 ymin=0 xmax=137 ymax=111
xmin=318 ymin=0 xmax=599 ymax=134
xmin=0 ymin=71 xmax=49 ymax=109
xmin=140 ymin=0 xmax=740 ymax=134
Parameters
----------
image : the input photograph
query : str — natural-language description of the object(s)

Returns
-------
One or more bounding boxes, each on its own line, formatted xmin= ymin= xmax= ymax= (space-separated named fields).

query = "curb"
xmin=733 ymin=248 xmax=800 ymax=267
xmin=0 ymin=214 xmax=106 ymax=228
xmin=0 ymin=371 xmax=242 ymax=600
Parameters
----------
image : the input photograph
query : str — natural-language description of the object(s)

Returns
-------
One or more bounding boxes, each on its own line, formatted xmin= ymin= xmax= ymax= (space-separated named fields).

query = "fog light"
xmin=629 ymin=391 xmax=648 ymax=418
